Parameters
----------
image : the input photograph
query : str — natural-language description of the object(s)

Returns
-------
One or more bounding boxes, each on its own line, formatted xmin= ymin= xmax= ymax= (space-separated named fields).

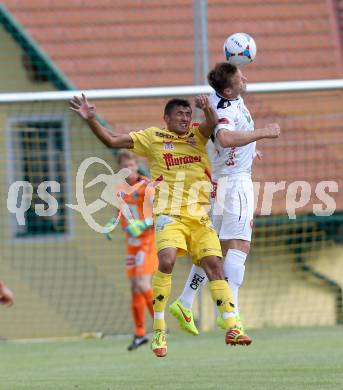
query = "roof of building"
xmin=3 ymin=0 xmax=343 ymax=90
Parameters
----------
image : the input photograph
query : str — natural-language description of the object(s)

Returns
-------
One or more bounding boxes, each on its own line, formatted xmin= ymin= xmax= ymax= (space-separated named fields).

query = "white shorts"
xmin=211 ymin=176 xmax=254 ymax=241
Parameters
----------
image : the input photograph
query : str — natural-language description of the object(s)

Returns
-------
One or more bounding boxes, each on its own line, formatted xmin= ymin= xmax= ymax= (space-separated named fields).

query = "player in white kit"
xmin=169 ymin=63 xmax=280 ymax=342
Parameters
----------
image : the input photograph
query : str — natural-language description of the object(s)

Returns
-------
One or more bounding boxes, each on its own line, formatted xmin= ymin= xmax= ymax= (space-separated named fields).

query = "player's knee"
xmin=136 ymin=278 xmax=151 ymax=292
xmin=158 ymin=249 xmax=176 ymax=274
xmin=240 ymin=240 xmax=250 ymax=254
xmin=200 ymin=256 xmax=224 ymax=281
xmin=130 ymin=278 xmax=140 ymax=293
xmin=223 ymin=239 xmax=250 ymax=254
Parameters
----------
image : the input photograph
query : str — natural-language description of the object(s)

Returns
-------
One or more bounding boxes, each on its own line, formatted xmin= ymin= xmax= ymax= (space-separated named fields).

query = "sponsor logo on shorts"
xmin=202 ymin=248 xmax=221 ymax=253
xmin=158 ymin=238 xmax=179 ymax=244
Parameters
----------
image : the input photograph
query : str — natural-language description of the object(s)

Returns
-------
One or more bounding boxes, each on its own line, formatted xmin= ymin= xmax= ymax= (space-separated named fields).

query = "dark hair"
xmin=164 ymin=98 xmax=192 ymax=116
xmin=207 ymin=62 xmax=238 ymax=93
xmin=117 ymin=149 xmax=137 ymax=165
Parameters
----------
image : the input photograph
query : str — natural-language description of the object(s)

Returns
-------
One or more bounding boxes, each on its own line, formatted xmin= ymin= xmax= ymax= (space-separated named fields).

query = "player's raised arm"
xmin=216 ymin=122 xmax=280 ymax=148
xmin=196 ymin=95 xmax=218 ymax=138
xmin=69 ymin=94 xmax=133 ymax=149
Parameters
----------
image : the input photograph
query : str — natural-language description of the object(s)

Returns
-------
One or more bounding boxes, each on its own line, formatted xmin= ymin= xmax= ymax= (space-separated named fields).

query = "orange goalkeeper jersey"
xmin=119 ymin=175 xmax=154 ymax=239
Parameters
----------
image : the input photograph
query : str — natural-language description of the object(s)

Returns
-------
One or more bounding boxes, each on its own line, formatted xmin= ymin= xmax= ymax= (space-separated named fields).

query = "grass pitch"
xmin=1 ymin=327 xmax=343 ymax=390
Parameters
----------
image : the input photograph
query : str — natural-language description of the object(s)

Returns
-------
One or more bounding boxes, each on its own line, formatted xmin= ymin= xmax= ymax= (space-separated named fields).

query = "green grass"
xmin=1 ymin=327 xmax=343 ymax=390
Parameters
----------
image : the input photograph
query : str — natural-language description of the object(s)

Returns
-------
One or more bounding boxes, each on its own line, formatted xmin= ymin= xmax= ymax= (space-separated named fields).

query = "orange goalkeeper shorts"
xmin=125 ymin=230 xmax=158 ymax=277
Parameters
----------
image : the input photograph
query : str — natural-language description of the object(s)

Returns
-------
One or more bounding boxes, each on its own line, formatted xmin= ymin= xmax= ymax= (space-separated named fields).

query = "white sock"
xmin=154 ymin=311 xmax=164 ymax=320
xmin=223 ymin=249 xmax=247 ymax=316
xmin=178 ymin=265 xmax=208 ymax=309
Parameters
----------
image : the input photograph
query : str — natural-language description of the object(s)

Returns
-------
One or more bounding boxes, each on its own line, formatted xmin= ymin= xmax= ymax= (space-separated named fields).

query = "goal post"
xmin=1 ymin=78 xmax=343 ymax=103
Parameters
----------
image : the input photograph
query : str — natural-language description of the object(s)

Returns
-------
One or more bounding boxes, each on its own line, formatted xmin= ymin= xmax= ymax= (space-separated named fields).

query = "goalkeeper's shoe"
xmin=151 ymin=330 xmax=167 ymax=357
xmin=168 ymin=299 xmax=199 ymax=336
xmin=226 ymin=326 xmax=252 ymax=346
xmin=127 ymin=335 xmax=149 ymax=351
xmin=217 ymin=315 xmax=252 ymax=345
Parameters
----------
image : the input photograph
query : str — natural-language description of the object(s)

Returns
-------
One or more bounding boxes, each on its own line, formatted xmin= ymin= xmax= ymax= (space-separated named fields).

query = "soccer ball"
xmin=223 ymin=33 xmax=257 ymax=66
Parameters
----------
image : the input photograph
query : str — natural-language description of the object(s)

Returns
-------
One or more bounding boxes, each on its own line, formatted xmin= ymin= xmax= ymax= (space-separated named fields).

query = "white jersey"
xmin=209 ymin=92 xmax=256 ymax=179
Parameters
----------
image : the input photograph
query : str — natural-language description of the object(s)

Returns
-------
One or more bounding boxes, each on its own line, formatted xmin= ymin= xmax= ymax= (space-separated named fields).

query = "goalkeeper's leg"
xmin=127 ymin=274 xmax=152 ymax=351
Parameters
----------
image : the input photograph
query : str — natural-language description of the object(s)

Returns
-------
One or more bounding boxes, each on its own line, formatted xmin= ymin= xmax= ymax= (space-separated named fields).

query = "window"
xmin=7 ymin=115 xmax=72 ymax=238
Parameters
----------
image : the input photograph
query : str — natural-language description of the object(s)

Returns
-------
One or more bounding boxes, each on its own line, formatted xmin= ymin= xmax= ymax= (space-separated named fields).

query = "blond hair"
xmin=116 ymin=149 xmax=137 ymax=165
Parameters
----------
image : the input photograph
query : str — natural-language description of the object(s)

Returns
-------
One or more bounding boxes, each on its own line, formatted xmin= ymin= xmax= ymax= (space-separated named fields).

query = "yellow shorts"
xmin=154 ymin=213 xmax=222 ymax=265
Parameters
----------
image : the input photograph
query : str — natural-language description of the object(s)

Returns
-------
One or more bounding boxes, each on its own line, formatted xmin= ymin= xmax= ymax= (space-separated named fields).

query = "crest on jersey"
xmin=186 ymin=137 xmax=196 ymax=146
xmin=217 ymin=97 xmax=231 ymax=109
xmin=163 ymin=140 xmax=174 ymax=150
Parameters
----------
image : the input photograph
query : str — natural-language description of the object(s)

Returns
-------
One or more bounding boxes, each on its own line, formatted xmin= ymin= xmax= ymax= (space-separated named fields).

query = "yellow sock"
xmin=209 ymin=280 xmax=236 ymax=329
xmin=152 ymin=270 xmax=172 ymax=330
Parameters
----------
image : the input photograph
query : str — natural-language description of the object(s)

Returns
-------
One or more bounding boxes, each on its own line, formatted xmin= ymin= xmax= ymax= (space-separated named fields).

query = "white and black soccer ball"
xmin=223 ymin=33 xmax=257 ymax=66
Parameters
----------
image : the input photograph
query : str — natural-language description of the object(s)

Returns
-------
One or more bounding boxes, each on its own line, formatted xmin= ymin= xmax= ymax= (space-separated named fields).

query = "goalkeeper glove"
xmin=126 ymin=218 xmax=153 ymax=238
xmin=103 ymin=217 xmax=118 ymax=241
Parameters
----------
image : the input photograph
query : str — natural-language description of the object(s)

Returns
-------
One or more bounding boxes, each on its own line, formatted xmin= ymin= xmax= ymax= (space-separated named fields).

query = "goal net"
xmin=0 ymin=85 xmax=342 ymax=338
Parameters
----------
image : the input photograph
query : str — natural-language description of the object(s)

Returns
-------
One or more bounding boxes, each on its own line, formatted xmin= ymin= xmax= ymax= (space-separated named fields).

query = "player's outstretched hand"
xmin=0 ymin=281 xmax=14 ymax=307
xmin=195 ymin=95 xmax=210 ymax=111
xmin=69 ymin=93 xmax=96 ymax=121
xmin=265 ymin=123 xmax=280 ymax=139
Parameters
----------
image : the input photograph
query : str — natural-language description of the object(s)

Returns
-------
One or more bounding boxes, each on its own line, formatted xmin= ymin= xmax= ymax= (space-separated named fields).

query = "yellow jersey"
xmin=129 ymin=124 xmax=212 ymax=217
